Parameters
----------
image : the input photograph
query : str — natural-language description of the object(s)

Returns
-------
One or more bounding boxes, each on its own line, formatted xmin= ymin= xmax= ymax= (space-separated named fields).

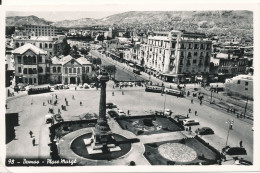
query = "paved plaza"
xmin=5 ymin=79 xmax=253 ymax=165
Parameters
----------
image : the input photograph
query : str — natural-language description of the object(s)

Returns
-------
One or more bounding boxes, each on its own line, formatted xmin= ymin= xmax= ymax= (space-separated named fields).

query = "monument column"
xmin=93 ymin=70 xmax=111 ymax=144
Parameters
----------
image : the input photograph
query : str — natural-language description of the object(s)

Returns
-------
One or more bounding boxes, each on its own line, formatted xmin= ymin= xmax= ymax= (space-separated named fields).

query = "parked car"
xmin=124 ymin=82 xmax=128 ymax=87
xmin=128 ymin=82 xmax=133 ymax=87
xmin=106 ymin=102 xmax=117 ymax=109
xmin=117 ymin=110 xmax=126 ymax=116
xmin=183 ymin=119 xmax=200 ymax=126
xmin=195 ymin=127 xmax=214 ymax=135
xmin=226 ymin=147 xmax=247 ymax=155
xmin=54 ymin=114 xmax=64 ymax=122
xmin=14 ymin=85 xmax=20 ymax=92
xmin=119 ymin=82 xmax=124 ymax=87
xmin=173 ymin=115 xmax=188 ymax=124
xmin=83 ymin=83 xmax=90 ymax=89
xmin=45 ymin=114 xmax=53 ymax=124
xmin=107 ymin=110 xmax=119 ymax=118
xmin=164 ymin=109 xmax=172 ymax=116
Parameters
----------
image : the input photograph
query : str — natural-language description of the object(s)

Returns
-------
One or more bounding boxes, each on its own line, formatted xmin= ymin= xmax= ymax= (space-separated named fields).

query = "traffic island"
xmin=144 ymin=137 xmax=220 ymax=165
xmin=71 ymin=133 xmax=132 ymax=160
xmin=116 ymin=115 xmax=184 ymax=135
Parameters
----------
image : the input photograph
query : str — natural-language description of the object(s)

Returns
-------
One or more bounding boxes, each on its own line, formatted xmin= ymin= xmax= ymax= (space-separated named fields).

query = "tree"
xmin=96 ymin=58 xmax=102 ymax=65
xmin=102 ymin=65 xmax=117 ymax=78
xmin=61 ymin=38 xmax=71 ymax=56
xmin=97 ymin=34 xmax=104 ymax=42
xmin=6 ymin=26 xmax=15 ymax=36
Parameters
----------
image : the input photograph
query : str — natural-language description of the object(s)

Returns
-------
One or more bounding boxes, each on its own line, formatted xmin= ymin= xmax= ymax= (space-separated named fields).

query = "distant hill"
xmin=6 ymin=15 xmax=52 ymax=26
xmin=6 ymin=11 xmax=253 ymax=36
xmin=53 ymin=18 xmax=99 ymax=28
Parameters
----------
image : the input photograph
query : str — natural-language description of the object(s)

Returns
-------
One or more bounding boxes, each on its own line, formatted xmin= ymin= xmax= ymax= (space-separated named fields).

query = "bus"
xmin=145 ymin=85 xmax=164 ymax=93
xmin=164 ymin=88 xmax=184 ymax=97
xmin=28 ymin=85 xmax=51 ymax=95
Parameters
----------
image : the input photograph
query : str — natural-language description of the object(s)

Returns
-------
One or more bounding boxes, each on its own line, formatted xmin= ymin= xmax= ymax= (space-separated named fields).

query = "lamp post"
xmin=163 ymin=86 xmax=166 ymax=115
xmin=210 ymin=86 xmax=213 ymax=104
xmin=225 ymin=119 xmax=234 ymax=147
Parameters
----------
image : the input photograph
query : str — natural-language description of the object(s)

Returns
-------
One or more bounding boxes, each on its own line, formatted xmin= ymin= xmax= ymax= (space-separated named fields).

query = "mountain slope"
xmin=6 ymin=15 xmax=52 ymax=26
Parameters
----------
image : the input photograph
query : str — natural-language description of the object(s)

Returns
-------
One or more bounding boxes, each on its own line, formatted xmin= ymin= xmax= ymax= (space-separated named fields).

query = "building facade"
xmin=138 ymin=30 xmax=212 ymax=83
xmin=24 ymin=25 xmax=58 ymax=36
xmin=12 ymin=43 xmax=92 ymax=85
xmin=13 ymin=35 xmax=66 ymax=58
xmin=13 ymin=43 xmax=48 ymax=85
xmin=50 ymin=55 xmax=92 ymax=85
xmin=225 ymin=75 xmax=253 ymax=100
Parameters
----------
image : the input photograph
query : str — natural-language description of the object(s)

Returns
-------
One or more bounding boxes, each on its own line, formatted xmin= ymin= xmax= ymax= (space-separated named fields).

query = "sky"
xmin=6 ymin=11 xmax=124 ymax=22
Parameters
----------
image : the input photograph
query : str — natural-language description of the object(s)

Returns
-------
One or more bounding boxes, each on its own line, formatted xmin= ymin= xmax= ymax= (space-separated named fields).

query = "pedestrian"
xmin=58 ymin=108 xmax=61 ymax=114
xmin=240 ymin=140 xmax=243 ymax=147
xmin=61 ymin=105 xmax=63 ymax=110
xmin=80 ymin=101 xmax=82 ymax=106
xmin=200 ymin=101 xmax=202 ymax=105
xmin=66 ymin=101 xmax=68 ymax=106
xmin=187 ymin=114 xmax=189 ymax=118
xmin=189 ymin=126 xmax=191 ymax=132
xmin=195 ymin=111 xmax=197 ymax=116
xmin=55 ymin=94 xmax=57 ymax=99
xmin=43 ymin=102 xmax=45 ymax=106
xmin=112 ymin=92 xmax=114 ymax=96
xmin=187 ymin=91 xmax=190 ymax=96
xmin=32 ymin=138 xmax=35 ymax=146
xmin=188 ymin=108 xmax=191 ymax=113
xmin=72 ymin=95 xmax=75 ymax=100
xmin=128 ymin=110 xmax=130 ymax=115
xmin=48 ymin=108 xmax=51 ymax=113
xmin=122 ymin=91 xmax=124 ymax=95
xmin=230 ymin=123 xmax=233 ymax=130
xmin=5 ymin=104 xmax=7 ymax=109
xmin=191 ymin=99 xmax=193 ymax=104
xmin=65 ymin=98 xmax=67 ymax=102
xmin=29 ymin=131 xmax=33 ymax=138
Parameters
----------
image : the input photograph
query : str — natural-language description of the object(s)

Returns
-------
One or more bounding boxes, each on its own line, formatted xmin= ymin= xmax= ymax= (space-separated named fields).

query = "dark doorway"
xmin=70 ymin=77 xmax=76 ymax=84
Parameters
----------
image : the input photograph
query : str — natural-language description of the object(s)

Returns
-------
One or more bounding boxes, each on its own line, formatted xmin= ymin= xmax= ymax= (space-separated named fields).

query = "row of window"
xmin=18 ymin=66 xmax=90 ymax=74
xmin=24 ymin=77 xmax=37 ymax=84
xmin=15 ymin=42 xmax=53 ymax=49
xmin=17 ymin=55 xmax=43 ymax=64
xmin=63 ymin=67 xmax=90 ymax=74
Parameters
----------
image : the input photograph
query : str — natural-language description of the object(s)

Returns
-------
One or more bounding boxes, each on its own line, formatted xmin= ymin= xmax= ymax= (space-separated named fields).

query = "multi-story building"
xmin=50 ymin=55 xmax=92 ymax=85
xmin=210 ymin=46 xmax=249 ymax=82
xmin=138 ymin=30 xmax=212 ymax=83
xmin=13 ymin=35 xmax=66 ymax=57
xmin=225 ymin=75 xmax=253 ymax=100
xmin=12 ymin=43 xmax=92 ymax=85
xmin=13 ymin=43 xmax=48 ymax=85
xmin=23 ymin=25 xmax=58 ymax=36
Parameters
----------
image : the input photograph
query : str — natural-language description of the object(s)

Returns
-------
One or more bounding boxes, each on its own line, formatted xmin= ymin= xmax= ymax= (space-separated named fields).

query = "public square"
xmin=6 ymin=79 xmax=253 ymax=165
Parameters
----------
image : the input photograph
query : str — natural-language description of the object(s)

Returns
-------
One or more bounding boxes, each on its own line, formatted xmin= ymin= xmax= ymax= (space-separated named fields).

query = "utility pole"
xmin=225 ymin=119 xmax=233 ymax=147
xmin=243 ymin=97 xmax=248 ymax=118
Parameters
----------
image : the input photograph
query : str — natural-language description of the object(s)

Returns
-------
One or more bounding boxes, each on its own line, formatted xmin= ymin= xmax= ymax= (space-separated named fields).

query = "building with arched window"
xmin=12 ymin=43 xmax=92 ymax=85
xmin=50 ymin=55 xmax=92 ymax=85
xmin=13 ymin=35 xmax=66 ymax=58
xmin=13 ymin=43 xmax=47 ymax=85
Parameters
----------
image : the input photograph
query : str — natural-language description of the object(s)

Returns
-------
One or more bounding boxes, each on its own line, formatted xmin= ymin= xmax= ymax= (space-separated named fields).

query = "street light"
xmin=163 ymin=86 xmax=166 ymax=115
xmin=225 ymin=119 xmax=234 ymax=147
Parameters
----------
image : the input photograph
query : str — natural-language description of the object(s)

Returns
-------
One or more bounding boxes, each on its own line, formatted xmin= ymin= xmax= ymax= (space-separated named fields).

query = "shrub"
xmin=143 ymin=119 xmax=153 ymax=127
xmin=137 ymin=130 xmax=144 ymax=135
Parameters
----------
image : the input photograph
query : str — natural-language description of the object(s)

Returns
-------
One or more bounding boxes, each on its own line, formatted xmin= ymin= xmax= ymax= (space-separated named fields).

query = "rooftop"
xmin=12 ymin=43 xmax=47 ymax=55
